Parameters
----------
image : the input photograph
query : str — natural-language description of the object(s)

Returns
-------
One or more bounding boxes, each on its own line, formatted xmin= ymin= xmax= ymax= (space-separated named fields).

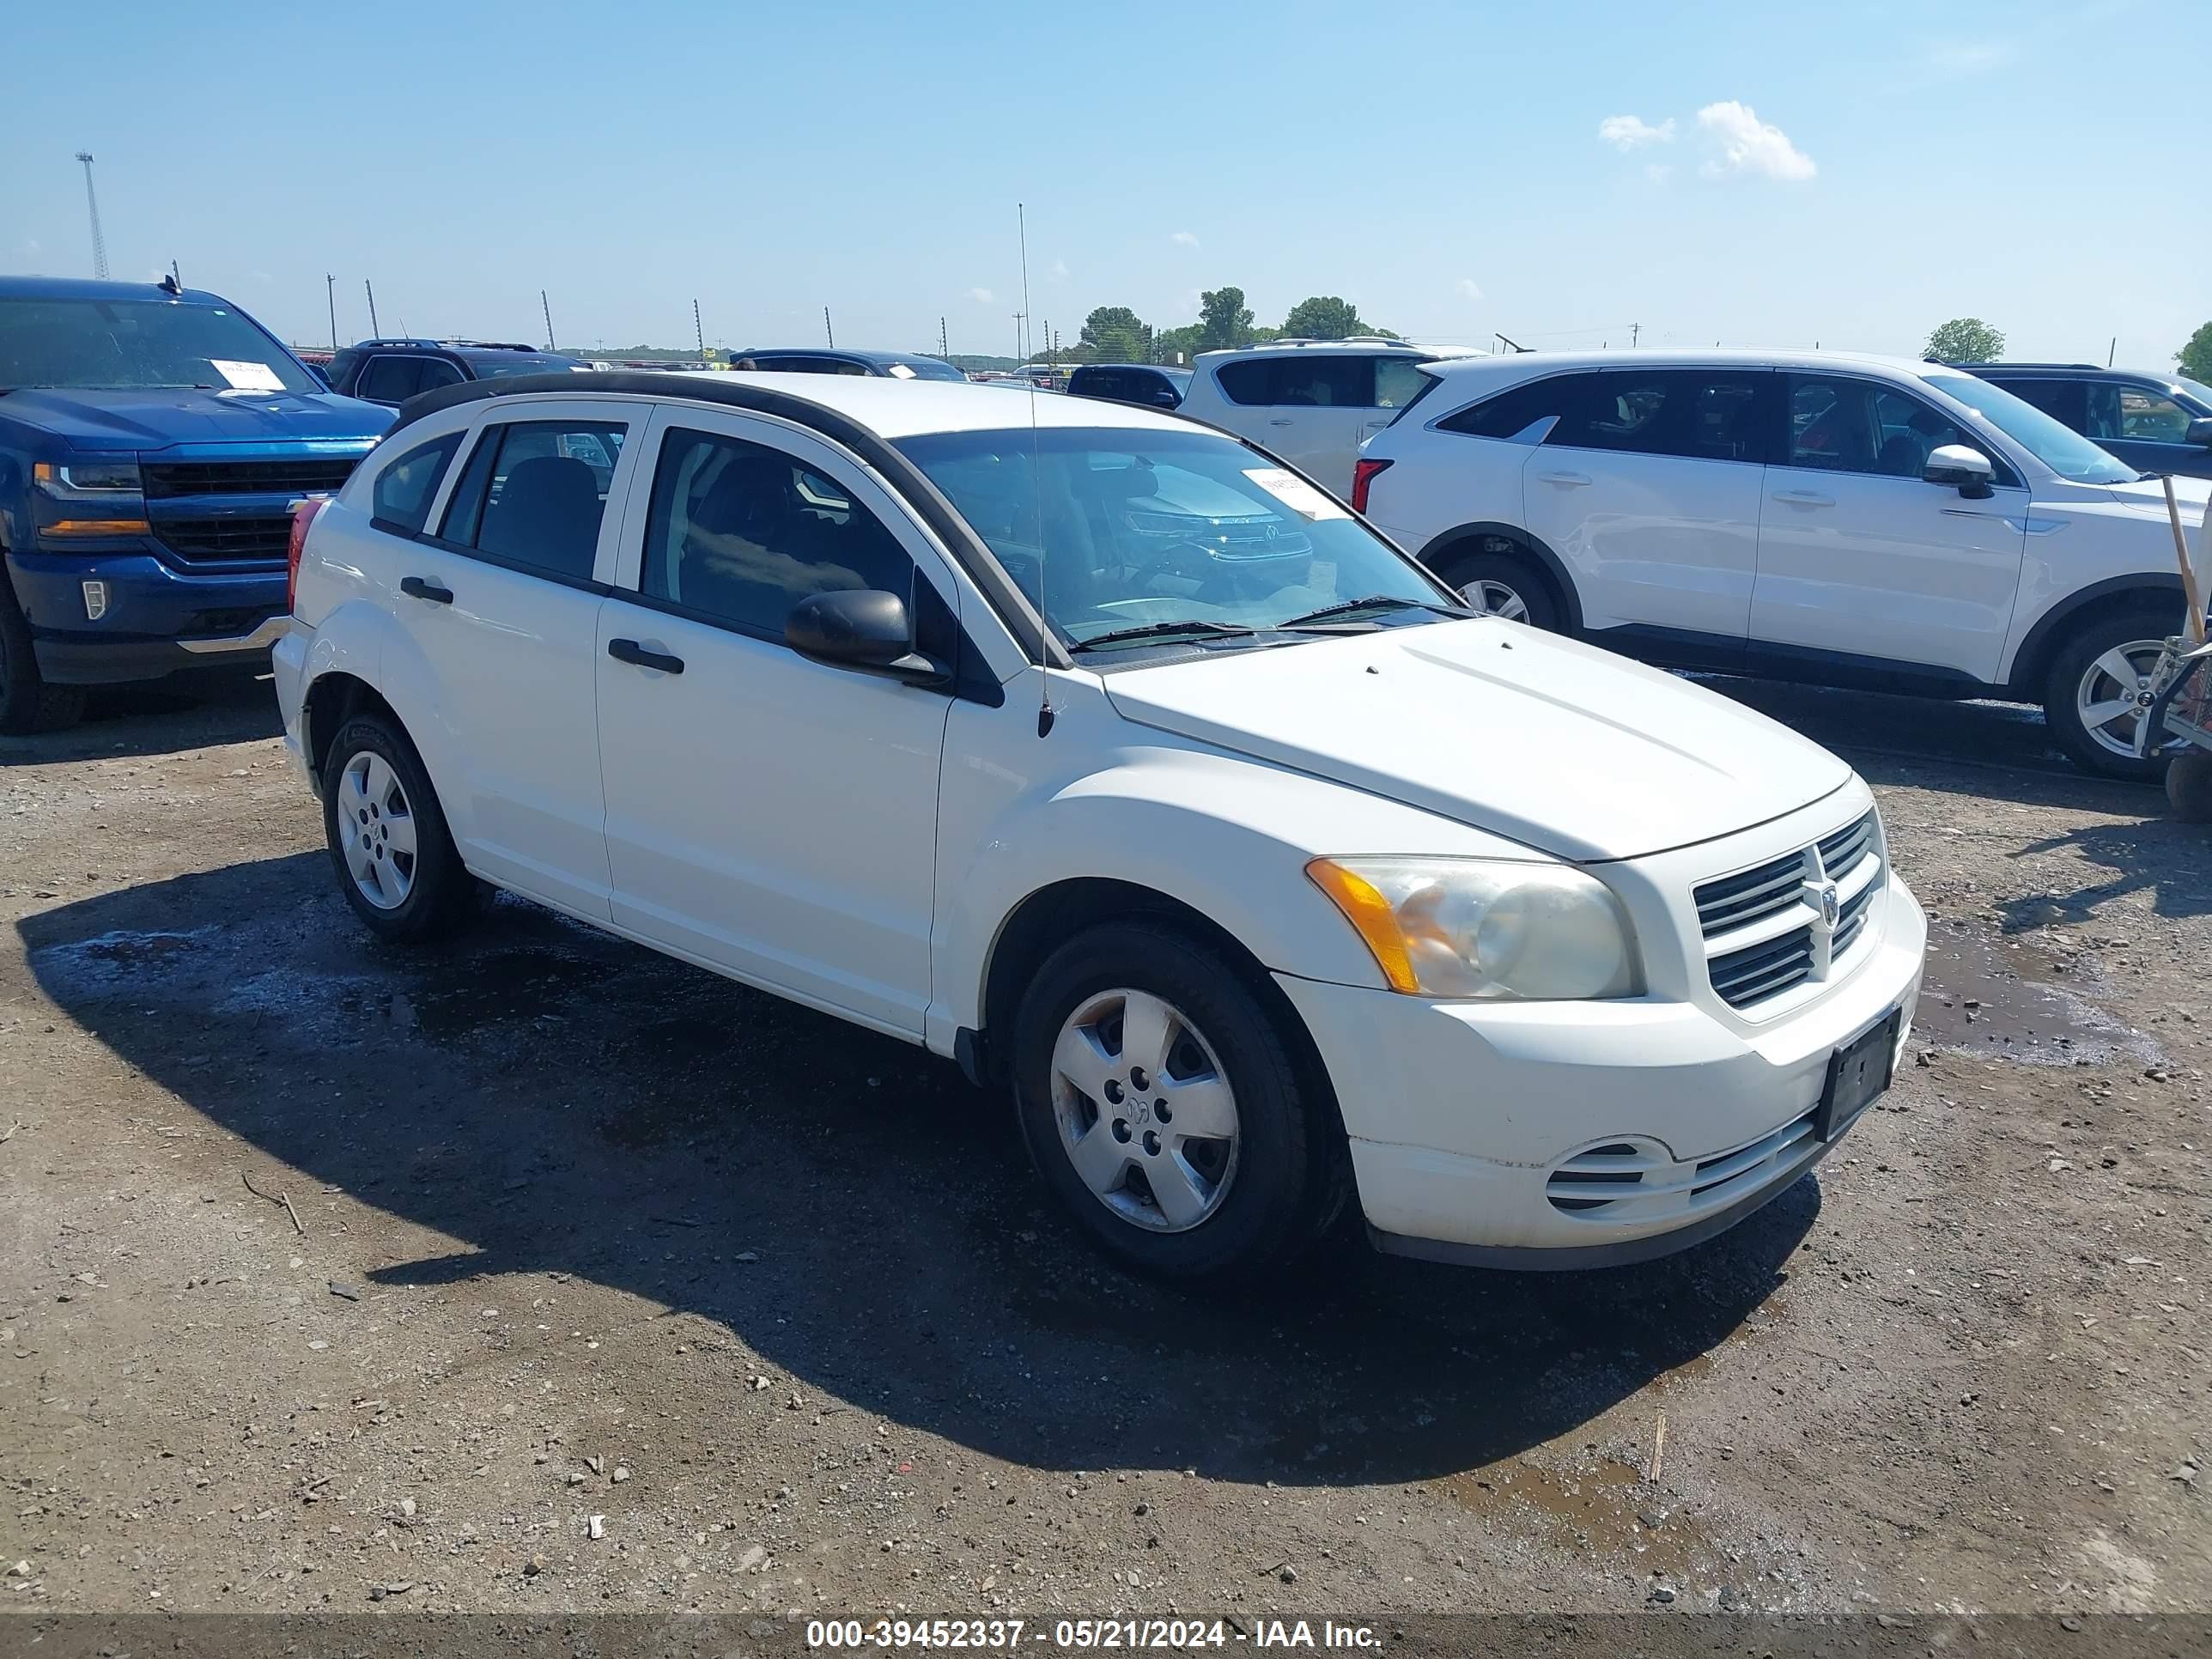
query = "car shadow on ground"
xmin=17 ymin=854 xmax=1814 ymax=1486
xmin=0 ymin=669 xmax=279 ymax=766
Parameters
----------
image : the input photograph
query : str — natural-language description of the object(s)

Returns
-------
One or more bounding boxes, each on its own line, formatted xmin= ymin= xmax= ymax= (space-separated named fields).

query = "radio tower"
xmin=75 ymin=152 xmax=109 ymax=279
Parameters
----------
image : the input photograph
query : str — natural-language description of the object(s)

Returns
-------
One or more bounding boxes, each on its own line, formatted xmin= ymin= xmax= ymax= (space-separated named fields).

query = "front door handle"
xmin=607 ymin=637 xmax=684 ymax=675
xmin=399 ymin=575 xmax=453 ymax=604
xmin=1771 ymin=489 xmax=1835 ymax=507
xmin=1536 ymin=471 xmax=1592 ymax=487
xmin=1267 ymin=417 xmax=1294 ymax=427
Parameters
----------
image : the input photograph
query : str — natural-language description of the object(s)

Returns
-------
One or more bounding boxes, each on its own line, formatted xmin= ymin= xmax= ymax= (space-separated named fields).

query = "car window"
xmin=640 ymin=427 xmax=915 ymax=639
xmin=1553 ymin=370 xmax=1766 ymax=462
xmin=1374 ymin=358 xmax=1431 ymax=410
xmin=1437 ymin=375 xmax=1575 ymax=441
xmin=2090 ymin=383 xmax=2194 ymax=443
xmin=418 ymin=359 xmax=466 ymax=391
xmin=369 ymin=433 xmax=463 ymax=535
xmin=1213 ymin=360 xmax=1275 ymax=406
xmin=1273 ymin=355 xmax=1372 ymax=408
xmin=1784 ymin=374 xmax=2014 ymax=483
xmin=438 ymin=419 xmax=626 ymax=583
xmin=1993 ymin=378 xmax=2086 ymax=428
xmin=356 ymin=356 xmax=424 ymax=404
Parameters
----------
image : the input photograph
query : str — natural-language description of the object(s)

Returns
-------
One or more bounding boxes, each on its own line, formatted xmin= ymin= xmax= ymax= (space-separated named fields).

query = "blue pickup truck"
xmin=0 ymin=276 xmax=392 ymax=732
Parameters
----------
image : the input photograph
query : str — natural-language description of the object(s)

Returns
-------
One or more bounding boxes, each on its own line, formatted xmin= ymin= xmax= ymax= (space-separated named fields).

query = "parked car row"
xmin=275 ymin=367 xmax=1928 ymax=1285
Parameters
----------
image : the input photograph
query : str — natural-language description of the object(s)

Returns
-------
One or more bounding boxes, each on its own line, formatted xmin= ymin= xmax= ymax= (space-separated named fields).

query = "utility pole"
xmin=2109 ymin=336 xmax=2118 ymax=368
xmin=325 ymin=274 xmax=337 ymax=349
xmin=692 ymin=298 xmax=704 ymax=360
xmin=823 ymin=307 xmax=834 ymax=347
xmin=364 ymin=279 xmax=380 ymax=337
xmin=1012 ymin=313 xmax=1025 ymax=362
xmin=1630 ymin=322 xmax=1642 ymax=348
xmin=939 ymin=316 xmax=948 ymax=357
xmin=541 ymin=289 xmax=556 ymax=351
xmin=74 ymin=152 xmax=108 ymax=279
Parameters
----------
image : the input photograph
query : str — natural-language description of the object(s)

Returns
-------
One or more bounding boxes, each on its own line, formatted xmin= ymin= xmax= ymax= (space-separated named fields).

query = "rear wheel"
xmin=1012 ymin=921 xmax=1341 ymax=1283
xmin=322 ymin=713 xmax=477 ymax=940
xmin=0 ymin=578 xmax=87 ymax=735
xmin=1431 ymin=543 xmax=1561 ymax=630
xmin=2043 ymin=607 xmax=2182 ymax=781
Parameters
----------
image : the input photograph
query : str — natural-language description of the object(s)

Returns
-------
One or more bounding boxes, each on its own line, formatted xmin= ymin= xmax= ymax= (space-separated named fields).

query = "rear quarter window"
xmin=1436 ymin=375 xmax=1576 ymax=439
xmin=369 ymin=433 xmax=464 ymax=535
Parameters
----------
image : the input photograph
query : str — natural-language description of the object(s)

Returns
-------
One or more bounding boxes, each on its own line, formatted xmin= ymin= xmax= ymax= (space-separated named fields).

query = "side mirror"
xmin=785 ymin=588 xmax=946 ymax=685
xmin=1152 ymin=388 xmax=1180 ymax=409
xmin=304 ymin=364 xmax=331 ymax=390
xmin=1923 ymin=443 xmax=1996 ymax=500
xmin=2187 ymin=416 xmax=2212 ymax=448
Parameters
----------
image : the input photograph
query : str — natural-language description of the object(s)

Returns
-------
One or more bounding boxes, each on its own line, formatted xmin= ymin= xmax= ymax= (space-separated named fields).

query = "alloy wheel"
xmin=1458 ymin=578 xmax=1529 ymax=622
xmin=1049 ymin=988 xmax=1240 ymax=1233
xmin=336 ymin=749 xmax=419 ymax=910
xmin=2075 ymin=639 xmax=2176 ymax=760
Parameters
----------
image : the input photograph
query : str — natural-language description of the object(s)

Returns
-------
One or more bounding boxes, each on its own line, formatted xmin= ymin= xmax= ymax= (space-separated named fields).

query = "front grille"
xmin=152 ymin=516 xmax=293 ymax=565
xmin=1692 ymin=809 xmax=1884 ymax=1012
xmin=143 ymin=457 xmax=362 ymax=498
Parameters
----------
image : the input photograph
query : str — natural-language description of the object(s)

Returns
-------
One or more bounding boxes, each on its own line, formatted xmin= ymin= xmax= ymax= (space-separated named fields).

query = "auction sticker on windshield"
xmin=1243 ymin=466 xmax=1348 ymax=520
xmin=210 ymin=359 xmax=286 ymax=392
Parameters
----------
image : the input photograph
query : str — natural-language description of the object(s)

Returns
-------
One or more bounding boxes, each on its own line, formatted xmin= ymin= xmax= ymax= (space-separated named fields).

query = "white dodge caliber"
xmin=274 ymin=370 xmax=1926 ymax=1282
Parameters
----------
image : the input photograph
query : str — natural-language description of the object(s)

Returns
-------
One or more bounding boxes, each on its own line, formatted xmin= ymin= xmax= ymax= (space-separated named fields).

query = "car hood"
xmin=3 ymin=386 xmax=392 ymax=451
xmin=1102 ymin=620 xmax=1853 ymax=862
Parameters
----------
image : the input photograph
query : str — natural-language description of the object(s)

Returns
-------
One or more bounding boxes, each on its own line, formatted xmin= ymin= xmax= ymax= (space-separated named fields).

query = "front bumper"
xmin=1277 ymin=874 xmax=1926 ymax=1266
xmin=9 ymin=547 xmax=287 ymax=685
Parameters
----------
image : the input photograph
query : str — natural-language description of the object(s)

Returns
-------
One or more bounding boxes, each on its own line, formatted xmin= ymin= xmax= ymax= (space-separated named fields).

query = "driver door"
xmin=1752 ymin=373 xmax=2027 ymax=683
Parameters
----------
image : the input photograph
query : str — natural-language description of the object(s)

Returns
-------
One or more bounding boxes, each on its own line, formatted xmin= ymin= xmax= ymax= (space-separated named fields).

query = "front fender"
xmin=927 ymin=713 xmax=1535 ymax=1051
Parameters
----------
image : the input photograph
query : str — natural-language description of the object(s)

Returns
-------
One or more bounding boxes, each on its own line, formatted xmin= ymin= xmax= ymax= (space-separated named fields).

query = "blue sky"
xmin=3 ymin=0 xmax=2203 ymax=367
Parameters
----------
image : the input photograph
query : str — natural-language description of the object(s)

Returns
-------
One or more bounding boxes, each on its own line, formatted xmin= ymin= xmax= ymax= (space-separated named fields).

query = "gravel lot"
xmin=0 ymin=669 xmax=2205 ymax=1631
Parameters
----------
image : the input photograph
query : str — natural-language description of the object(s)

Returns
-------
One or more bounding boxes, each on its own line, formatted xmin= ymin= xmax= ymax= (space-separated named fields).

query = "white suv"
xmin=1176 ymin=338 xmax=1484 ymax=497
xmin=1353 ymin=349 xmax=2212 ymax=778
xmin=276 ymin=369 xmax=1923 ymax=1282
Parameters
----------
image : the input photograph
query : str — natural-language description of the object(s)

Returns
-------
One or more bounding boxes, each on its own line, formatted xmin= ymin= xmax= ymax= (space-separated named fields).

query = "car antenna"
xmin=1020 ymin=201 xmax=1054 ymax=738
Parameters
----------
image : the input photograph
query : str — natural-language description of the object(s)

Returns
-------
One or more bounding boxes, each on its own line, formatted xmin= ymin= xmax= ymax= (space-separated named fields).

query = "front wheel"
xmin=1431 ymin=544 xmax=1560 ymax=631
xmin=0 ymin=579 xmax=87 ymax=735
xmin=2042 ymin=609 xmax=2181 ymax=781
xmin=1011 ymin=921 xmax=1341 ymax=1282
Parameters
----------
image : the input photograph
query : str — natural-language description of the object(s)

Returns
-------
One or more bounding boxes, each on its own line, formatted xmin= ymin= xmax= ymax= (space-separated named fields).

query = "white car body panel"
xmin=280 ymin=371 xmax=1924 ymax=1268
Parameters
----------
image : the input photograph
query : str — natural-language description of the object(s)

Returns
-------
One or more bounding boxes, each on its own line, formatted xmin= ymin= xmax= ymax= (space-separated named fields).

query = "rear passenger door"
xmin=395 ymin=401 xmax=641 ymax=919
xmin=1521 ymin=368 xmax=1771 ymax=651
xmin=593 ymin=407 xmax=957 ymax=1036
xmin=1256 ymin=355 xmax=1371 ymax=495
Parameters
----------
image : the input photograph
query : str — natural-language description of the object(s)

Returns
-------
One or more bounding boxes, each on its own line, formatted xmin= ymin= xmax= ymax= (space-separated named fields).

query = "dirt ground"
xmin=0 ymin=668 xmax=2206 ymax=1632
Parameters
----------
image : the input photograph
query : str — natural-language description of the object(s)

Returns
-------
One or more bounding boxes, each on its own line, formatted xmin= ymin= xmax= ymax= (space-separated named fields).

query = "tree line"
xmin=1049 ymin=290 xmax=1391 ymax=366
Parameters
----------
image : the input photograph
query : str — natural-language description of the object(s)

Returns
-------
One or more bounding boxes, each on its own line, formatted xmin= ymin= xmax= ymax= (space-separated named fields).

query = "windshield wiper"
xmin=1071 ymin=619 xmax=1262 ymax=652
xmin=1274 ymin=593 xmax=1470 ymax=628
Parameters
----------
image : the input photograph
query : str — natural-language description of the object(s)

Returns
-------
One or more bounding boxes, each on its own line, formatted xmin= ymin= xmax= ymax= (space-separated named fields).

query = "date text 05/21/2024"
xmin=806 ymin=1619 xmax=1384 ymax=1651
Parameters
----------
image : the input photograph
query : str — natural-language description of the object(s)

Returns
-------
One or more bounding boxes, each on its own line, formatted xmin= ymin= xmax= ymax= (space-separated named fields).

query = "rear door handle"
xmin=607 ymin=637 xmax=684 ymax=675
xmin=1536 ymin=471 xmax=1592 ymax=487
xmin=1267 ymin=418 xmax=1294 ymax=427
xmin=1770 ymin=489 xmax=1835 ymax=507
xmin=399 ymin=575 xmax=453 ymax=604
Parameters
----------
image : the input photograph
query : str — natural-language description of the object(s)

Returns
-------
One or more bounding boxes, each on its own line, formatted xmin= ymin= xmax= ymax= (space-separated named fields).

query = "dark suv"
xmin=1958 ymin=362 xmax=2212 ymax=478
xmin=733 ymin=348 xmax=969 ymax=381
xmin=1066 ymin=363 xmax=1191 ymax=410
xmin=326 ymin=340 xmax=586 ymax=406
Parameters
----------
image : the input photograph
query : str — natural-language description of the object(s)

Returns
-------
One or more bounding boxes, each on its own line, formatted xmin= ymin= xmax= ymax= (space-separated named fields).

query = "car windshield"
xmin=1922 ymin=370 xmax=2137 ymax=484
xmin=889 ymin=357 xmax=969 ymax=383
xmin=2178 ymin=375 xmax=2212 ymax=410
xmin=468 ymin=355 xmax=582 ymax=379
xmin=894 ymin=426 xmax=1453 ymax=648
xmin=0 ymin=295 xmax=319 ymax=393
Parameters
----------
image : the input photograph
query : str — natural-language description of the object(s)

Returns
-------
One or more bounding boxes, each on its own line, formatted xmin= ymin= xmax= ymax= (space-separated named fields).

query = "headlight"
xmin=34 ymin=459 xmax=143 ymax=497
xmin=1307 ymin=856 xmax=1640 ymax=1000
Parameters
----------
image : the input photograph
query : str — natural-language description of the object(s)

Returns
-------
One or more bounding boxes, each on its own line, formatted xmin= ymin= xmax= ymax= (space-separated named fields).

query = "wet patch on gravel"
xmin=1915 ymin=919 xmax=2161 ymax=1067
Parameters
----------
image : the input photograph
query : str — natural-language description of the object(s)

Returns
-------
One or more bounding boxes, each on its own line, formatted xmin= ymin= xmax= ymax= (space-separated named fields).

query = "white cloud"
xmin=1170 ymin=230 xmax=1200 ymax=248
xmin=1048 ymin=258 xmax=1068 ymax=280
xmin=1695 ymin=100 xmax=1815 ymax=181
xmin=1598 ymin=114 xmax=1674 ymax=150
xmin=1455 ymin=278 xmax=1482 ymax=302
xmin=967 ymin=287 xmax=996 ymax=303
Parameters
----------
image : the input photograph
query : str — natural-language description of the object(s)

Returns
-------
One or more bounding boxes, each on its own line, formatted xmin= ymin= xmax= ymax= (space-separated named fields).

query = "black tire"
xmin=321 ymin=713 xmax=477 ymax=941
xmin=1431 ymin=542 xmax=1562 ymax=630
xmin=0 ymin=577 xmax=88 ymax=735
xmin=1011 ymin=921 xmax=1344 ymax=1283
xmin=2168 ymin=750 xmax=2212 ymax=823
xmin=2042 ymin=605 xmax=2181 ymax=781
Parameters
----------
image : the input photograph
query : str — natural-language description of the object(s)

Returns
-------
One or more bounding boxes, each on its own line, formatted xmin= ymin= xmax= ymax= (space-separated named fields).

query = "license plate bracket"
xmin=1816 ymin=1008 xmax=1900 ymax=1142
